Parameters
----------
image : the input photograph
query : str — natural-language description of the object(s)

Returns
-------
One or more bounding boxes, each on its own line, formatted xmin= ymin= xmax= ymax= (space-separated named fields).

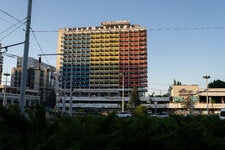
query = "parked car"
xmin=151 ymin=112 xmax=169 ymax=118
xmin=219 ymin=108 xmax=225 ymax=120
xmin=116 ymin=112 xmax=132 ymax=117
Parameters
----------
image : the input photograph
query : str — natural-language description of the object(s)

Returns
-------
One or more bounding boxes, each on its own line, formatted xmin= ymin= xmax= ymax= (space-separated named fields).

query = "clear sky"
xmin=1 ymin=0 xmax=225 ymax=95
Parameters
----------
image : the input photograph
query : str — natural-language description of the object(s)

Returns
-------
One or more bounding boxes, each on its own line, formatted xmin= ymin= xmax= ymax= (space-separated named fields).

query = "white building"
xmin=170 ymin=85 xmax=225 ymax=114
xmin=0 ymin=85 xmax=40 ymax=107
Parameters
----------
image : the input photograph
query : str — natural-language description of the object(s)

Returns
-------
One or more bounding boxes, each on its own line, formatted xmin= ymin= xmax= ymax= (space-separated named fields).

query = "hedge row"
xmin=0 ymin=105 xmax=225 ymax=150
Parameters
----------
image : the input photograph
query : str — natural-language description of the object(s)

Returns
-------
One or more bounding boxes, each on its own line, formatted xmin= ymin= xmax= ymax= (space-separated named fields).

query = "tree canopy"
xmin=129 ymin=87 xmax=141 ymax=108
xmin=1 ymin=105 xmax=225 ymax=149
xmin=134 ymin=105 xmax=147 ymax=115
xmin=173 ymin=79 xmax=182 ymax=85
xmin=208 ymin=80 xmax=225 ymax=88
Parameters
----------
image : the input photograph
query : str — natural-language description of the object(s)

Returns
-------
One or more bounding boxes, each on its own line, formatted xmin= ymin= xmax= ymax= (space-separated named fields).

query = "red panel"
xmin=119 ymin=30 xmax=147 ymax=88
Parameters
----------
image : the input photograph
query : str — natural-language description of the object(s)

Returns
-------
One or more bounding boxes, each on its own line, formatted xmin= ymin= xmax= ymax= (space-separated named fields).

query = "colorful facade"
xmin=56 ymin=20 xmax=147 ymax=99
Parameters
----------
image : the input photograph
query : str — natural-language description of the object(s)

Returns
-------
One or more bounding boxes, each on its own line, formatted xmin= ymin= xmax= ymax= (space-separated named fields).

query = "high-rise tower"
xmin=56 ymin=20 xmax=147 ymax=110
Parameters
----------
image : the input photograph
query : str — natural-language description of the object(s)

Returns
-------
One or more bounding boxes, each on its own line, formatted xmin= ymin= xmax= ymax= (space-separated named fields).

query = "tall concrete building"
xmin=56 ymin=20 xmax=148 ymax=110
xmin=11 ymin=57 xmax=55 ymax=103
xmin=17 ymin=56 xmax=55 ymax=69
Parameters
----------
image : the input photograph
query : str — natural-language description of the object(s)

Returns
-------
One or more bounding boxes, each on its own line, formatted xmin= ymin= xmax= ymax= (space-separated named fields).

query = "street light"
xmin=3 ymin=73 xmax=10 ymax=107
xmin=120 ymin=73 xmax=125 ymax=112
xmin=203 ymin=75 xmax=210 ymax=114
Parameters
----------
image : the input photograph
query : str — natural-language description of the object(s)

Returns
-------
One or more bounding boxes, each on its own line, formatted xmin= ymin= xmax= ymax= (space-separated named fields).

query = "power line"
xmin=0 ymin=9 xmax=27 ymax=38
xmin=0 ymin=20 xmax=26 ymax=41
xmin=0 ymin=9 xmax=51 ymax=65
xmin=148 ymin=83 xmax=171 ymax=86
xmin=148 ymin=88 xmax=168 ymax=92
xmin=0 ymin=9 xmax=27 ymax=41
xmin=32 ymin=30 xmax=58 ymax=33
xmin=1 ymin=8 xmax=224 ymax=33
xmin=148 ymin=26 xmax=225 ymax=31
xmin=31 ymin=29 xmax=50 ymax=64
xmin=3 ymin=52 xmax=20 ymax=59
xmin=30 ymin=26 xmax=225 ymax=33
xmin=0 ymin=9 xmax=23 ymax=23
xmin=0 ymin=18 xmax=26 ymax=36
xmin=0 ymin=17 xmax=13 ymax=25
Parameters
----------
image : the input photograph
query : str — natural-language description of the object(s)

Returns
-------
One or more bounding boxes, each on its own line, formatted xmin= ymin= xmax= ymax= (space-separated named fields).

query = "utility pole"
xmin=203 ymin=75 xmax=210 ymax=114
xmin=20 ymin=0 xmax=32 ymax=113
xmin=38 ymin=53 xmax=74 ymax=116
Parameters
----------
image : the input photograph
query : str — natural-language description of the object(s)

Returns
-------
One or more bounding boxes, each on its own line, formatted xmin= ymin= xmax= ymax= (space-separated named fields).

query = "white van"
xmin=219 ymin=108 xmax=225 ymax=120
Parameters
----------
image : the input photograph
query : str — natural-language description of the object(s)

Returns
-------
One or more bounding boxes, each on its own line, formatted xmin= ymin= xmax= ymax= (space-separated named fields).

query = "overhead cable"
xmin=32 ymin=30 xmax=58 ymax=33
xmin=0 ymin=9 xmax=23 ymax=23
xmin=31 ymin=29 xmax=50 ymax=64
xmin=149 ymin=26 xmax=225 ymax=31
xmin=31 ymin=26 xmax=225 ymax=33
xmin=0 ymin=17 xmax=13 ymax=25
xmin=0 ymin=20 xmax=26 ymax=41
xmin=0 ymin=18 xmax=26 ymax=36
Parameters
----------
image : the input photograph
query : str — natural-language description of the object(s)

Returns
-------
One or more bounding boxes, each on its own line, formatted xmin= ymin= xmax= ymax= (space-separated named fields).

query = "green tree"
xmin=181 ymin=96 xmax=197 ymax=115
xmin=134 ymin=105 xmax=147 ymax=115
xmin=173 ymin=79 xmax=182 ymax=85
xmin=208 ymin=80 xmax=225 ymax=88
xmin=128 ymin=87 xmax=140 ymax=108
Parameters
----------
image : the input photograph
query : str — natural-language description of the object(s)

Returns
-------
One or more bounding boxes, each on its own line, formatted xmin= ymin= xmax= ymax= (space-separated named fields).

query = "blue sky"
xmin=1 ymin=0 xmax=225 ymax=95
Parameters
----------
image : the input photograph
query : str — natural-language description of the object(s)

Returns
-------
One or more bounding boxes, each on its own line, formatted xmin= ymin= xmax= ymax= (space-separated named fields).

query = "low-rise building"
xmin=171 ymin=85 xmax=200 ymax=102
xmin=0 ymin=85 xmax=40 ymax=107
xmin=170 ymin=85 xmax=225 ymax=114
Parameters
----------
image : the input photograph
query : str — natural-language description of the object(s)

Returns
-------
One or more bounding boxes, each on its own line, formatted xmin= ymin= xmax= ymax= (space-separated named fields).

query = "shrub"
xmin=134 ymin=105 xmax=148 ymax=116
